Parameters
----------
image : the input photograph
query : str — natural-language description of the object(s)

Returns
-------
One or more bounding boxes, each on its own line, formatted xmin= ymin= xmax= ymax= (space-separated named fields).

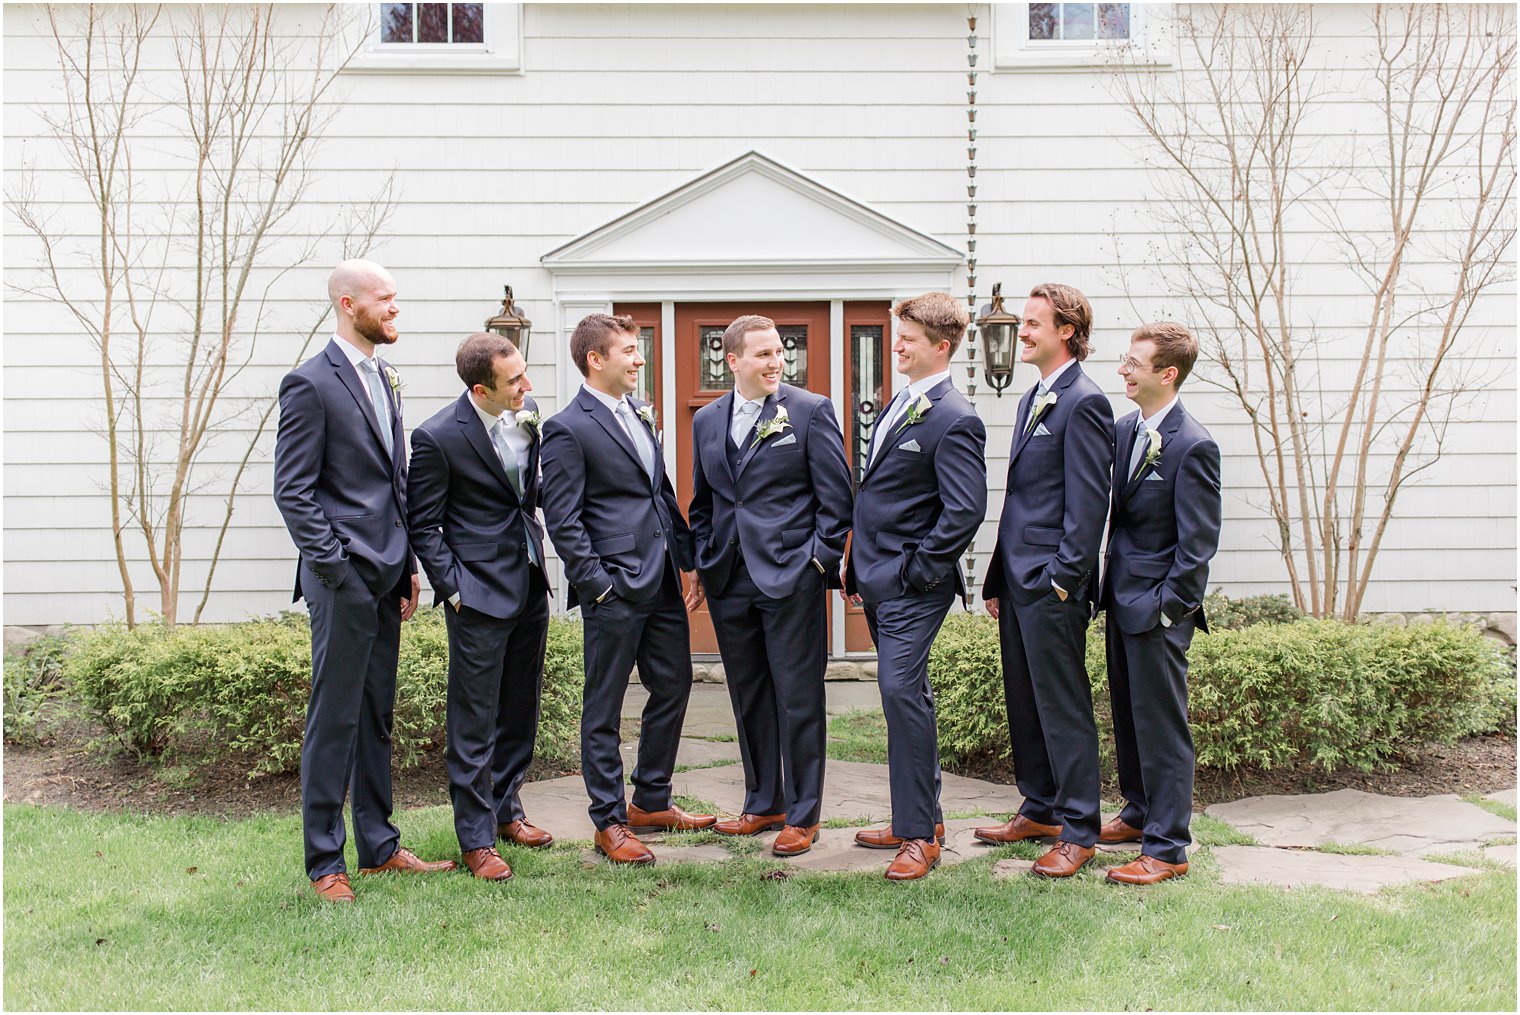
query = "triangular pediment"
xmin=542 ymin=150 xmax=963 ymax=271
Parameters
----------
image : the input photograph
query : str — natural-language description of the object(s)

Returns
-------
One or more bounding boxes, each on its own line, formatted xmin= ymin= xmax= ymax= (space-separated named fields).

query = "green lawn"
xmin=4 ymin=803 xmax=1514 ymax=1010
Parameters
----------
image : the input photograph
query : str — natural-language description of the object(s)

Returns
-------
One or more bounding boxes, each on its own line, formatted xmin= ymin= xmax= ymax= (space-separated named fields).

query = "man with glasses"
xmin=1100 ymin=322 xmax=1222 ymax=884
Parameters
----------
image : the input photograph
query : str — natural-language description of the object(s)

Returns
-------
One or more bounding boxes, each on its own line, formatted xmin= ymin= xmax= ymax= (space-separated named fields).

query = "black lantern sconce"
xmin=485 ymin=285 xmax=533 ymax=360
xmin=975 ymin=282 xmax=1020 ymax=395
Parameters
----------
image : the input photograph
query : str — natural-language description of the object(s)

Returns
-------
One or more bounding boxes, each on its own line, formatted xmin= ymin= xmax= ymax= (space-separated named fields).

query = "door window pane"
xmin=699 ymin=326 xmax=730 ymax=390
xmin=777 ymin=325 xmax=809 ymax=387
xmin=635 ymin=327 xmax=656 ymax=405
xmin=850 ymin=324 xmax=884 ymax=486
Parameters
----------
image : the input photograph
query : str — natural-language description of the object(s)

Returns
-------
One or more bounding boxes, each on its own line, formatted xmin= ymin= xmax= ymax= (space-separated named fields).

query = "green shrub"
xmin=3 ymin=632 xmax=71 ymax=746
xmin=933 ymin=610 xmax=1515 ymax=774
xmin=62 ymin=609 xmax=584 ymax=780
xmin=1200 ymin=590 xmax=1305 ymax=630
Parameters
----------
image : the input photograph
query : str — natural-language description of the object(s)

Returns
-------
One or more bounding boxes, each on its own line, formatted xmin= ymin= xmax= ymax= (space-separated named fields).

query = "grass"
xmin=827 ymin=709 xmax=889 ymax=764
xmin=1463 ymin=793 xmax=1518 ymax=823
xmin=5 ymin=802 xmax=1515 ymax=1010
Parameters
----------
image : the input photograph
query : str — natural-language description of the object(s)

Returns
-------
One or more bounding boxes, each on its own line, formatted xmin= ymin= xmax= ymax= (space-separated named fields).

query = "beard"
xmin=355 ymin=308 xmax=398 ymax=346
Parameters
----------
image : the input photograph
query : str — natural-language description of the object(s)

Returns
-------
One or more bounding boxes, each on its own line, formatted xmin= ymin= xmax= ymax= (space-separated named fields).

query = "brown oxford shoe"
xmin=626 ymin=802 xmax=717 ymax=834
xmin=498 ymin=819 xmax=554 ymax=848
xmin=772 ymin=824 xmax=821 ymax=856
xmin=358 ymin=846 xmax=458 ymax=875
xmin=714 ymin=812 xmax=787 ymax=836
xmin=462 ymin=846 xmax=513 ymax=882
xmin=1106 ymin=854 xmax=1188 ymax=885
xmin=853 ymin=823 xmax=947 ymax=850
xmin=973 ymin=814 xmax=1063 ymax=844
xmin=594 ymin=823 xmax=656 ymax=865
xmin=884 ymin=838 xmax=941 ymax=881
xmin=1032 ymin=840 xmax=1096 ymax=878
xmin=1098 ymin=816 xmax=1144 ymax=845
xmin=311 ymin=872 xmax=355 ymax=903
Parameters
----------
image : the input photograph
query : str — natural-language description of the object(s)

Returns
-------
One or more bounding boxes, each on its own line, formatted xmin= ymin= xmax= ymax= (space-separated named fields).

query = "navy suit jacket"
xmin=1102 ymin=401 xmax=1222 ymax=634
xmin=983 ymin=363 xmax=1115 ymax=607
xmin=273 ymin=339 xmax=413 ymax=600
xmin=688 ymin=384 xmax=853 ymax=598
xmin=540 ymin=387 xmax=694 ymax=610
xmin=845 ymin=378 xmax=987 ymax=605
xmin=406 ymin=392 xmax=548 ymax=620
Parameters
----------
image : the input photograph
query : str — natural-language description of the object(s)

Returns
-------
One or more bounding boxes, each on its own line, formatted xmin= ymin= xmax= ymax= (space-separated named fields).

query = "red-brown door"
xmin=841 ymin=301 xmax=894 ymax=652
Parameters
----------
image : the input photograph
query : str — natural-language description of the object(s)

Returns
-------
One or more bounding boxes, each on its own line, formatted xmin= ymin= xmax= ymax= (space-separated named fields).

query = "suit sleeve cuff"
xmin=448 ymin=591 xmax=462 ymax=608
xmin=1159 ymin=611 xmax=1172 ymax=628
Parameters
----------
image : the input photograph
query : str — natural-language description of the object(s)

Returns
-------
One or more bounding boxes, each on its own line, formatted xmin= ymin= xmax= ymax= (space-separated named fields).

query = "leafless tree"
xmin=8 ymin=4 xmax=394 ymax=627
xmin=1107 ymin=3 xmax=1514 ymax=619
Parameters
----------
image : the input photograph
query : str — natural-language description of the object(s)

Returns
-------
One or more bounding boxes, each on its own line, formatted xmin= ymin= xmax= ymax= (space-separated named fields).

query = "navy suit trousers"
xmin=1106 ymin=615 xmax=1197 ymax=864
xmin=443 ymin=571 xmax=551 ymax=852
xmin=301 ymin=569 xmax=403 ymax=878
xmin=865 ymin=590 xmax=953 ymax=840
xmin=706 ymin=557 xmax=828 ymax=826
xmin=579 ymin=560 xmax=693 ymax=830
xmin=999 ymin=591 xmax=1101 ymax=845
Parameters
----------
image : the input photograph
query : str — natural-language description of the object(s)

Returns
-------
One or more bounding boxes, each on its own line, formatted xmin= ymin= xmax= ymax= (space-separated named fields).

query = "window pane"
xmin=777 ymin=325 xmax=809 ymax=387
xmin=1060 ymin=3 xmax=1096 ymax=40
xmin=1028 ymin=2 xmax=1057 ymax=41
xmin=452 ymin=3 xmax=483 ymax=43
xmin=381 ymin=3 xmax=413 ymax=43
xmin=850 ymin=325 xmax=884 ymax=487
xmin=636 ymin=327 xmax=656 ymax=405
xmin=419 ymin=2 xmax=449 ymax=42
xmin=1097 ymin=3 xmax=1130 ymax=39
xmin=699 ymin=326 xmax=730 ymax=390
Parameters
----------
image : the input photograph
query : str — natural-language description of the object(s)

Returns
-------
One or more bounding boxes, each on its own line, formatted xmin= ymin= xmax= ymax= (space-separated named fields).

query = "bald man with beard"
xmin=274 ymin=259 xmax=457 ymax=903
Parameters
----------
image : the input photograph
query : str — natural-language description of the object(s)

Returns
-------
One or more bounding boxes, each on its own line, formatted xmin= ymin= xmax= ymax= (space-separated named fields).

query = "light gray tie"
xmin=1024 ymin=384 xmax=1048 ymax=436
xmin=616 ymin=400 xmax=657 ymax=478
xmin=732 ymin=399 xmax=761 ymax=447
xmin=869 ymin=387 xmax=909 ymax=464
xmin=1128 ymin=418 xmax=1149 ymax=482
xmin=492 ymin=418 xmax=541 ymax=567
xmin=361 ymin=359 xmax=394 ymax=456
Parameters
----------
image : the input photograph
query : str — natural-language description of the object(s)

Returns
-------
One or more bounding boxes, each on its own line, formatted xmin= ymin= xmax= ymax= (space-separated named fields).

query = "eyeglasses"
xmin=1117 ymin=355 xmax=1154 ymax=374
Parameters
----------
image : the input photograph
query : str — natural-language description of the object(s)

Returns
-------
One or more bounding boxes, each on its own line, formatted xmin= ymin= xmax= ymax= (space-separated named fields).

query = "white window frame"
xmin=347 ymin=2 xmax=522 ymax=75
xmin=991 ymin=3 xmax=1174 ymax=70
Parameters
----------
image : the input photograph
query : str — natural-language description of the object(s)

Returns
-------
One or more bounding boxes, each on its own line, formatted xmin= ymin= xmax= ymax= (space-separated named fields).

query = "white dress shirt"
xmin=333 ymin=333 xmax=392 ymax=433
xmin=730 ymin=389 xmax=767 ymax=447
xmin=871 ymin=367 xmax=952 ymax=464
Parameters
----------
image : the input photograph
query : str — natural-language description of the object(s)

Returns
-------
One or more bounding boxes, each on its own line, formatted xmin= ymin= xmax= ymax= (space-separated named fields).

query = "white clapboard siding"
xmin=3 ymin=2 xmax=1512 ymax=625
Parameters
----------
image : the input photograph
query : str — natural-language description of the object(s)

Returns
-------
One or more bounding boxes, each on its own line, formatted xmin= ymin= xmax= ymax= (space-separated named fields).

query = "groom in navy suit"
xmin=979 ymin=282 xmax=1115 ymax=879
xmin=689 ymin=315 xmax=853 ymax=856
xmin=1100 ymin=322 xmax=1221 ymax=885
xmin=539 ymin=313 xmax=715 ymax=865
xmin=844 ymin=292 xmax=986 ymax=881
xmin=274 ymin=259 xmax=456 ymax=903
xmin=407 ymin=333 xmax=555 ymax=883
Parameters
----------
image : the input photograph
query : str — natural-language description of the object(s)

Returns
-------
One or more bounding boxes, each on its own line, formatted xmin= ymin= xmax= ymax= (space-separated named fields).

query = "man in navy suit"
xmin=1100 ymin=322 xmax=1222 ymax=885
xmin=273 ymin=259 xmax=456 ymax=903
xmin=407 ymin=333 xmax=555 ymax=883
xmin=978 ymin=282 xmax=1115 ymax=879
xmin=844 ymin=292 xmax=987 ymax=881
xmin=539 ymin=313 xmax=715 ymax=865
xmin=689 ymin=315 xmax=853 ymax=857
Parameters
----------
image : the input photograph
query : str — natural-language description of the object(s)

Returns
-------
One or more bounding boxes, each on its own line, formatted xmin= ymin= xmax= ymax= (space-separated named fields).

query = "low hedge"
xmin=932 ymin=610 xmax=1515 ymax=775
xmin=62 ymin=609 xmax=583 ymax=779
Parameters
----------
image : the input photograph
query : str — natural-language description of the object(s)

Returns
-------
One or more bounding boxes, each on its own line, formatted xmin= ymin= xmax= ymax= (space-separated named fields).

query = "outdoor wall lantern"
xmin=485 ymin=285 xmax=533 ymax=359
xmin=975 ymin=282 xmax=1020 ymax=395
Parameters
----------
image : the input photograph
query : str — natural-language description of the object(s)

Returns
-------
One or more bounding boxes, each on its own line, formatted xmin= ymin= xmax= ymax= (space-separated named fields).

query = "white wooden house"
xmin=3 ymin=3 xmax=1514 ymax=649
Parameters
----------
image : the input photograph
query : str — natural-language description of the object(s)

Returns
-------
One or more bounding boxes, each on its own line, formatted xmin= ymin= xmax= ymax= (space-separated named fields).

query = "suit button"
xmin=394 ymin=519 xmax=402 ymax=526
xmin=729 ymin=537 xmax=737 ymax=546
xmin=736 ymin=500 xmax=743 ymax=508
xmin=654 ymin=529 xmax=662 ymax=538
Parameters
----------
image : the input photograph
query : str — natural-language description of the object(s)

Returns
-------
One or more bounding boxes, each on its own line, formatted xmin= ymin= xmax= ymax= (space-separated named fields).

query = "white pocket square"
xmin=771 ymin=433 xmax=797 ymax=448
xmin=898 ymin=438 xmax=922 ymax=453
xmin=1034 ymin=423 xmax=1053 ymax=437
xmin=1144 ymin=471 xmax=1164 ymax=481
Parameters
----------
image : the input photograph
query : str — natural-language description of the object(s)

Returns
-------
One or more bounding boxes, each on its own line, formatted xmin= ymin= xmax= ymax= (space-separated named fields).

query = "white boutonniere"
xmin=637 ymin=404 xmax=657 ymax=429
xmin=1141 ymin=427 xmax=1163 ymax=473
xmin=383 ymin=365 xmax=402 ymax=396
xmin=896 ymin=392 xmax=933 ymax=432
xmin=1027 ymin=388 xmax=1058 ymax=431
xmin=515 ymin=409 xmax=542 ymax=436
xmin=750 ymin=404 xmax=792 ymax=448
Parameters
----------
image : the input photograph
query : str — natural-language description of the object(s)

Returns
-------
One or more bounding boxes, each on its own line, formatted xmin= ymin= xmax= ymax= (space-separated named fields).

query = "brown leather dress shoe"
xmin=311 ymin=872 xmax=355 ymax=903
xmin=626 ymin=802 xmax=717 ymax=833
xmin=1098 ymin=816 xmax=1144 ymax=844
xmin=1032 ymin=840 xmax=1096 ymax=878
xmin=594 ymin=824 xmax=656 ymax=865
xmin=462 ymin=846 xmax=513 ymax=881
xmin=498 ymin=819 xmax=554 ymax=848
xmin=853 ymin=823 xmax=947 ymax=849
xmin=713 ymin=812 xmax=787 ymax=836
xmin=884 ymin=838 xmax=941 ymax=881
xmin=358 ymin=846 xmax=459 ymax=875
xmin=973 ymin=814 xmax=1063 ymax=844
xmin=1106 ymin=854 xmax=1188 ymax=885
xmin=772 ymin=824 xmax=821 ymax=856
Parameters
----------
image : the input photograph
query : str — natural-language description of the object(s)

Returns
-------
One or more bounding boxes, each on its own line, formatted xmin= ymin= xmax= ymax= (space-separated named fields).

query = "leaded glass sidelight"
xmin=850 ymin=324 xmax=885 ymax=486
xmin=635 ymin=326 xmax=656 ymax=405
xmin=701 ymin=323 xmax=810 ymax=390
xmin=776 ymin=326 xmax=809 ymax=387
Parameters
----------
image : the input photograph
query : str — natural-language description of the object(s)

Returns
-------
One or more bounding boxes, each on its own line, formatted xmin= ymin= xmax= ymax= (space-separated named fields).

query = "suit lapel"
xmin=1121 ymin=400 xmax=1185 ymax=501
xmin=1114 ymin=410 xmax=1140 ymax=507
xmin=457 ymin=393 xmax=517 ymax=499
xmin=1006 ymin=384 xmax=1040 ymax=468
xmin=863 ymin=378 xmax=951 ymax=483
xmin=327 ymin=340 xmax=393 ymax=457
xmin=1009 ymin=363 xmax=1084 ymax=470
xmin=579 ymin=388 xmax=647 ymax=475
xmin=735 ymin=389 xmax=783 ymax=478
xmin=708 ymin=391 xmax=738 ymax=485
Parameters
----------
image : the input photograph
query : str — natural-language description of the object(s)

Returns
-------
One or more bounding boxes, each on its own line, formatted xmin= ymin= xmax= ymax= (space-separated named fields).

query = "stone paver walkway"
xmin=1205 ymin=788 xmax=1515 ymax=856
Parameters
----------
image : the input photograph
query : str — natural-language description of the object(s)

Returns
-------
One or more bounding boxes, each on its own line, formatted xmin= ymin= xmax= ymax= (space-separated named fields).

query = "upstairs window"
xmin=381 ymin=3 xmax=485 ymax=46
xmin=993 ymin=2 xmax=1171 ymax=69
xmin=348 ymin=2 xmax=521 ymax=74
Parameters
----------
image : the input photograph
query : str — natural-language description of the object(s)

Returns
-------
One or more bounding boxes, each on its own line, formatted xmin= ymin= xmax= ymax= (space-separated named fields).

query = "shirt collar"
xmin=469 ymin=391 xmax=505 ymax=431
xmin=1037 ymin=357 xmax=1077 ymax=394
xmin=333 ymin=334 xmax=375 ymax=369
xmin=581 ymin=382 xmax=630 ymax=415
xmin=1140 ymin=396 xmax=1179 ymax=432
xmin=901 ymin=368 xmax=952 ymax=402
xmin=731 ymin=387 xmax=768 ymax=417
